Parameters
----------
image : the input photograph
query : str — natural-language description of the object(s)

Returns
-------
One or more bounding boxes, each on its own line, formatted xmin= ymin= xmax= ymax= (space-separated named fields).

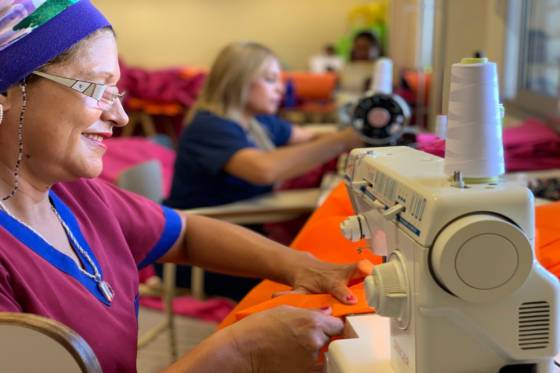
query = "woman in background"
xmin=165 ymin=42 xmax=363 ymax=299
xmin=166 ymin=42 xmax=363 ymax=210
xmin=350 ymin=30 xmax=383 ymax=62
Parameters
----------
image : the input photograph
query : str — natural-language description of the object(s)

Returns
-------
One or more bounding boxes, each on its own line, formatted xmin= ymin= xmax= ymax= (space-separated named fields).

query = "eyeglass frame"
xmin=31 ymin=70 xmax=126 ymax=107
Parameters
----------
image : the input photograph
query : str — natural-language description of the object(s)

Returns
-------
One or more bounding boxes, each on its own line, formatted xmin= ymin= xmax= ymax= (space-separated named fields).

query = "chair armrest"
xmin=0 ymin=312 xmax=102 ymax=373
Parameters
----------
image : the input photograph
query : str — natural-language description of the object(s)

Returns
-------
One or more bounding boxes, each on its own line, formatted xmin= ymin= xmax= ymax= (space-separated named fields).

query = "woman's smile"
xmin=81 ymin=131 xmax=111 ymax=150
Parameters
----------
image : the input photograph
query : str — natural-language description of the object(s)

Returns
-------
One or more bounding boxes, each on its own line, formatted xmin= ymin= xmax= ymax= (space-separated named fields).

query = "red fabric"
xmin=417 ymin=118 xmax=560 ymax=172
xmin=118 ymin=61 xmax=205 ymax=108
xmin=138 ymin=266 xmax=156 ymax=283
xmin=100 ymin=137 xmax=176 ymax=198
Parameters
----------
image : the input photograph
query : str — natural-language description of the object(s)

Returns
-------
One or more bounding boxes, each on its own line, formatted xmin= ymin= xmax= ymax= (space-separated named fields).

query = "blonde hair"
xmin=187 ymin=42 xmax=277 ymax=123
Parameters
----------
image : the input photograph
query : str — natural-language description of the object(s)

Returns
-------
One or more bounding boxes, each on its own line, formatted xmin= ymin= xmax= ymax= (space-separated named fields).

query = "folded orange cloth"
xmin=235 ymin=283 xmax=373 ymax=321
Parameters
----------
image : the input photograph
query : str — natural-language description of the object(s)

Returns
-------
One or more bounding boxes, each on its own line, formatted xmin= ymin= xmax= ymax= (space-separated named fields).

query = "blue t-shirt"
xmin=165 ymin=110 xmax=292 ymax=209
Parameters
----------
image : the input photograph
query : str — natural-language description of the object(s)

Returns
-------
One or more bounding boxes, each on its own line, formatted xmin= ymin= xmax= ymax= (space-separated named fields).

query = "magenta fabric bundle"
xmin=99 ymin=137 xmax=176 ymax=197
xmin=117 ymin=61 xmax=206 ymax=107
xmin=417 ymin=118 xmax=560 ymax=172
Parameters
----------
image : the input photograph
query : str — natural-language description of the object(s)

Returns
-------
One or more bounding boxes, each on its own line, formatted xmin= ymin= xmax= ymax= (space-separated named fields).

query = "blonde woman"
xmin=166 ymin=42 xmax=363 ymax=210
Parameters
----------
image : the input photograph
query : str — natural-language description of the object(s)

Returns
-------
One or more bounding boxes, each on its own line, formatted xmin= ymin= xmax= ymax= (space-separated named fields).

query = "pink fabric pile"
xmin=100 ymin=137 xmax=176 ymax=197
xmin=417 ymin=118 xmax=560 ymax=172
xmin=118 ymin=61 xmax=206 ymax=107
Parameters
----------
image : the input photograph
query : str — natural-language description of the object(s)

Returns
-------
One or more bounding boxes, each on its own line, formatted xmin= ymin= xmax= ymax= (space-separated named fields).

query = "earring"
xmin=0 ymin=104 xmax=3 ymax=126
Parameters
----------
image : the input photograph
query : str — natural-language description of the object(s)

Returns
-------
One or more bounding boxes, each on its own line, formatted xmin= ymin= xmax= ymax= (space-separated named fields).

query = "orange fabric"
xmin=234 ymin=283 xmax=373 ymax=321
xmin=535 ymin=201 xmax=560 ymax=277
xmin=220 ymin=182 xmax=560 ymax=330
xmin=281 ymin=72 xmax=337 ymax=101
xmin=219 ymin=182 xmax=382 ymax=329
xmin=402 ymin=70 xmax=432 ymax=103
xmin=126 ymin=97 xmax=183 ymax=116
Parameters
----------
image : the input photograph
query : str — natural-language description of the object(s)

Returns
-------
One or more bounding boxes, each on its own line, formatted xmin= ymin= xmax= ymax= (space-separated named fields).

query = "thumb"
xmin=316 ymin=311 xmax=344 ymax=336
xmin=330 ymin=283 xmax=357 ymax=305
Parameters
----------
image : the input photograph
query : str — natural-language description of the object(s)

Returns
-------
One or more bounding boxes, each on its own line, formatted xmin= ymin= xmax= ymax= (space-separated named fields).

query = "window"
xmin=510 ymin=0 xmax=560 ymax=116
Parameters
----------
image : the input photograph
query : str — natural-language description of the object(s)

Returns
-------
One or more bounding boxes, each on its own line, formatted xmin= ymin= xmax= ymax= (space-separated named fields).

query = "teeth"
xmin=83 ymin=134 xmax=103 ymax=142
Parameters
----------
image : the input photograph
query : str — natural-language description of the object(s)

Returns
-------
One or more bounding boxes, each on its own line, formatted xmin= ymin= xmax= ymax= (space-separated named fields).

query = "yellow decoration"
xmin=347 ymin=0 xmax=389 ymax=29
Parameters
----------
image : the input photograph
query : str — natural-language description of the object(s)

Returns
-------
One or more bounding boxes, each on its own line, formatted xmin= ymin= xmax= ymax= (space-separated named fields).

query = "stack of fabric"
xmin=118 ymin=61 xmax=206 ymax=108
xmin=99 ymin=137 xmax=176 ymax=197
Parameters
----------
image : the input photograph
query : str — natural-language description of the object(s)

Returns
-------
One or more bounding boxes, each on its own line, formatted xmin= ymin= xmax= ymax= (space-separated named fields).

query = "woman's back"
xmin=165 ymin=110 xmax=292 ymax=209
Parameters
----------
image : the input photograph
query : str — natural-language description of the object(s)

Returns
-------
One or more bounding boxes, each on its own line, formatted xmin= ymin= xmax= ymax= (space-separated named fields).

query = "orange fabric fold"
xmin=235 ymin=283 xmax=373 ymax=321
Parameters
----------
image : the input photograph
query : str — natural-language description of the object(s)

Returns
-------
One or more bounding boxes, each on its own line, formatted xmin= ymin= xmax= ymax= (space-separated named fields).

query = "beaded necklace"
xmin=0 ymin=199 xmax=115 ymax=303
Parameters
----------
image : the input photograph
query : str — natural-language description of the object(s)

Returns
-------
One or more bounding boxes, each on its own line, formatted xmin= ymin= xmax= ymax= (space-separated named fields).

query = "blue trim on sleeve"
xmin=138 ymin=206 xmax=182 ymax=269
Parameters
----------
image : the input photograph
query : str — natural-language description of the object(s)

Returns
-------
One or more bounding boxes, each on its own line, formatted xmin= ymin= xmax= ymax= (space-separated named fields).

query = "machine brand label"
xmin=397 ymin=216 xmax=421 ymax=236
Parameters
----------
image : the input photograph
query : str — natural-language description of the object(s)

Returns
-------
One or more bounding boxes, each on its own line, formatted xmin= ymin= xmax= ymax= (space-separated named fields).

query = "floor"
xmin=137 ymin=307 xmax=217 ymax=372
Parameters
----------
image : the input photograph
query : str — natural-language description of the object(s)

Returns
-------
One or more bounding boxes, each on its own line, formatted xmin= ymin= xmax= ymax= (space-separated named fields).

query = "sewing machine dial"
xmin=364 ymin=251 xmax=410 ymax=329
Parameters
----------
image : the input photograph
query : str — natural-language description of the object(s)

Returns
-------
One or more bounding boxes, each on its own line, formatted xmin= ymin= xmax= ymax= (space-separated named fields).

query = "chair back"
xmin=117 ymin=160 xmax=164 ymax=202
xmin=0 ymin=312 xmax=102 ymax=373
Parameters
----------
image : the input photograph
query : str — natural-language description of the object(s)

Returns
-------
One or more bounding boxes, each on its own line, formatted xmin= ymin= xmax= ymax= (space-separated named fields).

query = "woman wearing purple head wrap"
xmin=0 ymin=1 xmax=365 ymax=372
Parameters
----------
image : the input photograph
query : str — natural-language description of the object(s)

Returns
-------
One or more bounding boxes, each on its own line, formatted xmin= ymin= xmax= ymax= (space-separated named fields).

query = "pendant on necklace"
xmin=98 ymin=281 xmax=115 ymax=303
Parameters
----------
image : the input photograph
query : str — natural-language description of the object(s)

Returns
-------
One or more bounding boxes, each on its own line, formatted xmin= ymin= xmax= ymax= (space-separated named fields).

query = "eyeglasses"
xmin=31 ymin=70 xmax=126 ymax=110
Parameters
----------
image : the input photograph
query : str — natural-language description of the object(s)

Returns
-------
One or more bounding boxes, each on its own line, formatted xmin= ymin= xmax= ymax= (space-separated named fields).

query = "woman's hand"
xmin=165 ymin=304 xmax=343 ymax=373
xmin=335 ymin=127 xmax=365 ymax=151
xmin=229 ymin=305 xmax=343 ymax=373
xmin=280 ymin=253 xmax=370 ymax=304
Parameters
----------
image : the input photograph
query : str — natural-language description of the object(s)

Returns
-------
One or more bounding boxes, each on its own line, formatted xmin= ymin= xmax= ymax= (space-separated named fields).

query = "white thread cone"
xmin=370 ymin=58 xmax=393 ymax=95
xmin=444 ymin=60 xmax=505 ymax=179
xmin=436 ymin=114 xmax=447 ymax=139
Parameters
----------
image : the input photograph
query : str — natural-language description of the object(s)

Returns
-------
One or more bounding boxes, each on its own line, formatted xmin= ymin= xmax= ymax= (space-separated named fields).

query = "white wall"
xmin=93 ymin=0 xmax=375 ymax=70
xmin=430 ymin=0 xmax=510 ymax=126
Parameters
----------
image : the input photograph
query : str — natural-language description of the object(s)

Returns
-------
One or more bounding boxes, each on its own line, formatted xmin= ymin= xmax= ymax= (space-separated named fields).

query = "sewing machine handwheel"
xmin=431 ymin=214 xmax=532 ymax=303
xmin=351 ymin=93 xmax=411 ymax=146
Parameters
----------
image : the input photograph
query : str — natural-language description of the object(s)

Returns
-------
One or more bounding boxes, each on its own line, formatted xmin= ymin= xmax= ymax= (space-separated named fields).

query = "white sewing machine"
xmin=326 ymin=146 xmax=560 ymax=373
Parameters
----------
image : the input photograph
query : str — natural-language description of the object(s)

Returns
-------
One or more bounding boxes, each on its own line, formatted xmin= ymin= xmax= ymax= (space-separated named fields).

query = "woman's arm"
xmin=224 ymin=127 xmax=362 ymax=185
xmin=160 ymin=213 xmax=301 ymax=284
xmin=158 ymin=213 xmax=364 ymax=303
xmin=288 ymin=125 xmax=317 ymax=144
xmin=288 ymin=124 xmax=338 ymax=145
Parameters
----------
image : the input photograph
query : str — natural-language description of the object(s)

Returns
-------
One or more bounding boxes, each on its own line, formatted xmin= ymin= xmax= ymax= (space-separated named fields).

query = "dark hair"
xmin=351 ymin=30 xmax=383 ymax=61
xmin=354 ymin=30 xmax=378 ymax=44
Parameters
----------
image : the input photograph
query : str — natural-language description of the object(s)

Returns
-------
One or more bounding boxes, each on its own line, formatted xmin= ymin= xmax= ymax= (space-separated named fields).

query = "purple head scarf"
xmin=0 ymin=0 xmax=111 ymax=92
